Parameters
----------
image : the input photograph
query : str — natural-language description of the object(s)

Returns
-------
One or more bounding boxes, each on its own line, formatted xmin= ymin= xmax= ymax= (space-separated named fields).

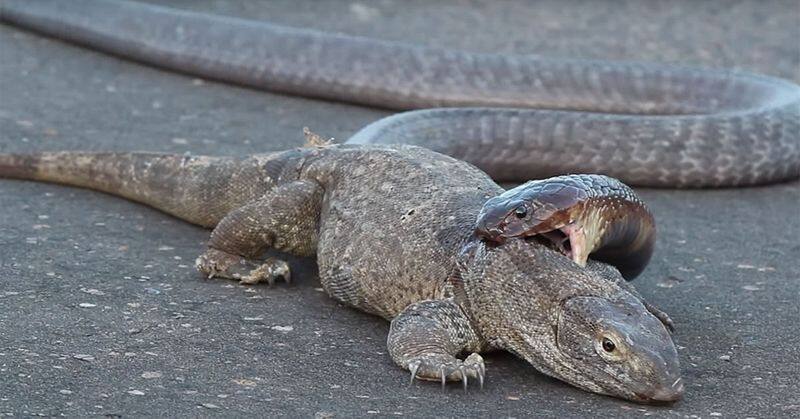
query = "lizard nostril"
xmin=645 ymin=379 xmax=684 ymax=402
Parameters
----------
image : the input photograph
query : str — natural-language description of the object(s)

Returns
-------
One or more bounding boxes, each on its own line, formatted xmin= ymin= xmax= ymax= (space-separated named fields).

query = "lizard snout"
xmin=638 ymin=377 xmax=684 ymax=403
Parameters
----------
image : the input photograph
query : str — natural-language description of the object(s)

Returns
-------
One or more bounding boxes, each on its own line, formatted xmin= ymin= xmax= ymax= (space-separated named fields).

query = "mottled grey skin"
xmin=0 ymin=146 xmax=682 ymax=402
xmin=1 ymin=0 xmax=798 ymax=187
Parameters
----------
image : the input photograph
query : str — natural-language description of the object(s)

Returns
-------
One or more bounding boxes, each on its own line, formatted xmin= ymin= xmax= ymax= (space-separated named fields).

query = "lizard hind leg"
xmin=388 ymin=300 xmax=487 ymax=391
xmin=195 ymin=179 xmax=323 ymax=285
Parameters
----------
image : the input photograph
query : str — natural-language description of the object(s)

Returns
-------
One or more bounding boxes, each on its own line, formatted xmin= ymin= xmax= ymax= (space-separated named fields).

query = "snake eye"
xmin=514 ymin=206 xmax=528 ymax=219
xmin=602 ymin=337 xmax=616 ymax=353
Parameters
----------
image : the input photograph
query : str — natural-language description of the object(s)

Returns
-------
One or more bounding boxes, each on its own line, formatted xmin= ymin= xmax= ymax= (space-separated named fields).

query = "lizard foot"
xmin=407 ymin=353 xmax=485 ymax=391
xmin=645 ymin=301 xmax=675 ymax=333
xmin=195 ymin=248 xmax=291 ymax=286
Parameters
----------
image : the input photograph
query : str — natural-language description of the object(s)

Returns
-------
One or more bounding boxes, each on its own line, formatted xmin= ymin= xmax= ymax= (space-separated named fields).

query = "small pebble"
xmin=141 ymin=371 xmax=162 ymax=379
xmin=271 ymin=325 xmax=293 ymax=332
xmin=657 ymin=276 xmax=683 ymax=288
xmin=233 ymin=379 xmax=257 ymax=387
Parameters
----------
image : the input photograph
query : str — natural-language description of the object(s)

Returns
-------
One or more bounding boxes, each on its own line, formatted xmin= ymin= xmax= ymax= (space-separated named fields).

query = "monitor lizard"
xmin=0 ymin=143 xmax=682 ymax=403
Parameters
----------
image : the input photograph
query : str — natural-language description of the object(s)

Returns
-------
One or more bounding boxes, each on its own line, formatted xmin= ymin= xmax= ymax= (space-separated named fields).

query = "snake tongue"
xmin=562 ymin=224 xmax=589 ymax=267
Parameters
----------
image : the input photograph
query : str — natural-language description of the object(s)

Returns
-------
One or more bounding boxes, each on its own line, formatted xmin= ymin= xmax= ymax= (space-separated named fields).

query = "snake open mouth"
xmin=540 ymin=229 xmax=571 ymax=256
xmin=527 ymin=224 xmax=589 ymax=267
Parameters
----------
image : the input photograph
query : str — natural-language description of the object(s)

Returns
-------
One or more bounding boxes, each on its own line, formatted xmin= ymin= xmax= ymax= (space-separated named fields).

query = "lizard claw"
xmin=405 ymin=353 xmax=485 ymax=391
xmin=459 ymin=365 xmax=468 ymax=392
xmin=464 ymin=352 xmax=485 ymax=389
xmin=644 ymin=301 xmax=676 ymax=333
xmin=239 ymin=258 xmax=291 ymax=286
xmin=408 ymin=360 xmax=421 ymax=386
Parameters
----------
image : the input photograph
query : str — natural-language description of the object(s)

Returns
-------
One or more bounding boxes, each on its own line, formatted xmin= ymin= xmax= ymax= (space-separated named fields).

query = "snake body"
xmin=2 ymin=0 xmax=799 ymax=188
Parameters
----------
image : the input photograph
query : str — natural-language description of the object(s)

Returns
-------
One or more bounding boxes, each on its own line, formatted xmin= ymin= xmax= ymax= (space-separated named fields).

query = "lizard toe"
xmin=195 ymin=248 xmax=244 ymax=279
xmin=239 ymin=258 xmax=291 ymax=286
xmin=406 ymin=353 xmax=486 ymax=391
xmin=645 ymin=301 xmax=676 ymax=333
xmin=463 ymin=352 xmax=486 ymax=389
xmin=196 ymin=248 xmax=291 ymax=286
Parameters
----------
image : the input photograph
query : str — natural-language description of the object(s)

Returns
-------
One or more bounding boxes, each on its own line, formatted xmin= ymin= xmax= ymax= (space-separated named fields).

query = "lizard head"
xmin=457 ymin=238 xmax=682 ymax=403
xmin=554 ymin=294 xmax=683 ymax=403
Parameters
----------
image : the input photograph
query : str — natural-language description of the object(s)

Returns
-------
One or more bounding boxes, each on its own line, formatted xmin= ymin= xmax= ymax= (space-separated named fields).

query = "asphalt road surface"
xmin=1 ymin=1 xmax=798 ymax=417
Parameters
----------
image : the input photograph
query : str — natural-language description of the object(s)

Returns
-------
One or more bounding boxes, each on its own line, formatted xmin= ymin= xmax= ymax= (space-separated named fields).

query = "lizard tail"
xmin=0 ymin=153 xmax=39 ymax=180
xmin=0 ymin=151 xmax=237 ymax=227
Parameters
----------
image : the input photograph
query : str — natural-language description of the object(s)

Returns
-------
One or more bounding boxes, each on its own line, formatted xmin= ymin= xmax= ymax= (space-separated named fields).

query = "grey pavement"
xmin=1 ymin=1 xmax=798 ymax=417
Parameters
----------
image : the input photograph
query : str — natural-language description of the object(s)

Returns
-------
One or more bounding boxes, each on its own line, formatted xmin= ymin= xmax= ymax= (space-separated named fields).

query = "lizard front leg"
xmin=388 ymin=299 xmax=486 ymax=390
xmin=195 ymin=180 xmax=323 ymax=285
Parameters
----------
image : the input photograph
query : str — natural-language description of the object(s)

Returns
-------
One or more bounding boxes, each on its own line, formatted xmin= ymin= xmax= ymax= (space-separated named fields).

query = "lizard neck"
xmin=443 ymin=236 xmax=494 ymax=348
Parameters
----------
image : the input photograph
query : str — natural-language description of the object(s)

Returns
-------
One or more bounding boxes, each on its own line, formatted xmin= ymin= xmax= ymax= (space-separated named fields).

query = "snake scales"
xmin=1 ymin=0 xmax=799 ymax=187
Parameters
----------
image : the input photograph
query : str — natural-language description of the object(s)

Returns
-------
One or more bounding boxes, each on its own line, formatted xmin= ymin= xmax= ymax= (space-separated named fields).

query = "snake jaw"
xmin=537 ymin=222 xmax=589 ymax=267
xmin=561 ymin=224 xmax=589 ymax=267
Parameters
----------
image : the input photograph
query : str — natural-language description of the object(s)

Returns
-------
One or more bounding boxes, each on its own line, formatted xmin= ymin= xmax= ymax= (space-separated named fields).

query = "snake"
xmin=2 ymin=0 xmax=799 ymax=277
xmin=475 ymin=174 xmax=655 ymax=280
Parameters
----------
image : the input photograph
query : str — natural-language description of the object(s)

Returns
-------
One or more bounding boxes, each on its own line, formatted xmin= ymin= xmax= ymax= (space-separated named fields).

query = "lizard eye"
xmin=602 ymin=337 xmax=616 ymax=352
xmin=514 ymin=206 xmax=528 ymax=219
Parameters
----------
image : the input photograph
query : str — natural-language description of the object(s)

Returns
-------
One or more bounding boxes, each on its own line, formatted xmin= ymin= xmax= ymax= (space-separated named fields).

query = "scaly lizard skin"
xmin=0 ymin=143 xmax=683 ymax=402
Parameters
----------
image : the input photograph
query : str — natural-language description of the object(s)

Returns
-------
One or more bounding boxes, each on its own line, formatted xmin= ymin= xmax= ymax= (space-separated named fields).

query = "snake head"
xmin=475 ymin=178 xmax=588 ymax=259
xmin=475 ymin=175 xmax=655 ymax=280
